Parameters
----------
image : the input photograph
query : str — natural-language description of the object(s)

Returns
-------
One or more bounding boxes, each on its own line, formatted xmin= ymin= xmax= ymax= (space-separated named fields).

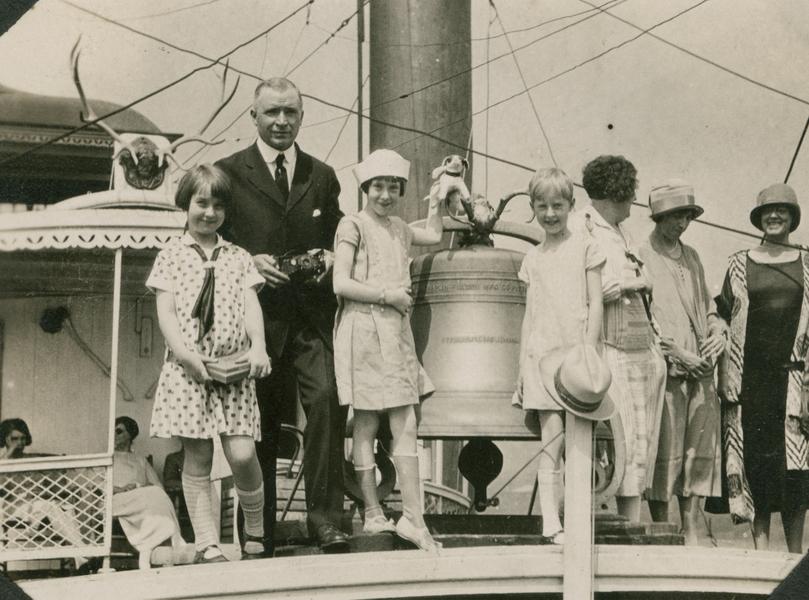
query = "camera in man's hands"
xmin=276 ymin=249 xmax=327 ymax=283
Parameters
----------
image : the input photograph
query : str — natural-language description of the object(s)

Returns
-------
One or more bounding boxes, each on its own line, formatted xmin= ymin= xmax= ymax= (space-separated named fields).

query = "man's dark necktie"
xmin=190 ymin=244 xmax=222 ymax=342
xmin=274 ymin=153 xmax=289 ymax=202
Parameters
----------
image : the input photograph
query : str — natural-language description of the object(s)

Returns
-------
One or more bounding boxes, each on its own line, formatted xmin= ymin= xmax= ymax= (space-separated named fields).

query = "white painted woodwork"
xmin=19 ymin=545 xmax=798 ymax=600
xmin=563 ymin=412 xmax=594 ymax=600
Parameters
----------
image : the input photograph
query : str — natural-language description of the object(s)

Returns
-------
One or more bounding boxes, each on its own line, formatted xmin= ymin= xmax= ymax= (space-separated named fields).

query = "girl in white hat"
xmin=332 ymin=149 xmax=443 ymax=551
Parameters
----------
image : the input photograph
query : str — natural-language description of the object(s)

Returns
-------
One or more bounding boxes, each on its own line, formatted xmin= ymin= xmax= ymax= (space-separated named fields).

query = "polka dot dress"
xmin=146 ymin=234 xmax=265 ymax=440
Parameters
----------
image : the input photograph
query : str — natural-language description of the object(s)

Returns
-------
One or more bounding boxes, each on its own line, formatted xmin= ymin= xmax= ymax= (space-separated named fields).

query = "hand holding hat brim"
xmin=538 ymin=345 xmax=616 ymax=421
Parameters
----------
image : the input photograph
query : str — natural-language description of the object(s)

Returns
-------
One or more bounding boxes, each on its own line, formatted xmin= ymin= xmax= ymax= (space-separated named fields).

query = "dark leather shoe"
xmin=242 ymin=534 xmax=272 ymax=560
xmin=315 ymin=523 xmax=350 ymax=554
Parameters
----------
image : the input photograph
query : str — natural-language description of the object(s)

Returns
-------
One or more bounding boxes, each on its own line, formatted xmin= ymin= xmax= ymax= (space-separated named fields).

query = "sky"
xmin=1 ymin=0 xmax=809 ymax=288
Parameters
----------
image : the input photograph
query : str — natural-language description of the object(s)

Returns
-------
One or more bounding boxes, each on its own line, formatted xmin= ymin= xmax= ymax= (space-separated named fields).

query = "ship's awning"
xmin=0 ymin=190 xmax=185 ymax=251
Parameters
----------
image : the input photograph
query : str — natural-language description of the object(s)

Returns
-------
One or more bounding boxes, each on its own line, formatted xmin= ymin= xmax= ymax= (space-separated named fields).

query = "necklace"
xmin=659 ymin=237 xmax=682 ymax=260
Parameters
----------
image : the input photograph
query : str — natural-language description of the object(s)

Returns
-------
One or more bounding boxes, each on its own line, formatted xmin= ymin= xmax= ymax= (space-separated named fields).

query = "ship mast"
xmin=368 ymin=0 xmax=473 ymax=225
xmin=367 ymin=4 xmax=594 ymax=599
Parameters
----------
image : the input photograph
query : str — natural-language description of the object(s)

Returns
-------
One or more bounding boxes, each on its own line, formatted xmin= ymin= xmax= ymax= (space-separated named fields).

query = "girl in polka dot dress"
xmin=147 ymin=164 xmax=272 ymax=563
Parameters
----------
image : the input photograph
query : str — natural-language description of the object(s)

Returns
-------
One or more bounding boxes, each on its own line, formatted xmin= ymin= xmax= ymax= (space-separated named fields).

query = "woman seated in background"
xmin=113 ymin=416 xmax=191 ymax=569
xmin=0 ymin=418 xmax=92 ymax=572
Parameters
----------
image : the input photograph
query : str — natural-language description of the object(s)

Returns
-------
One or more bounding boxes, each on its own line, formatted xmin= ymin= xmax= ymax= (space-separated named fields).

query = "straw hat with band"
xmin=648 ymin=179 xmax=703 ymax=220
xmin=354 ymin=149 xmax=410 ymax=188
xmin=749 ymin=183 xmax=800 ymax=232
xmin=538 ymin=344 xmax=615 ymax=421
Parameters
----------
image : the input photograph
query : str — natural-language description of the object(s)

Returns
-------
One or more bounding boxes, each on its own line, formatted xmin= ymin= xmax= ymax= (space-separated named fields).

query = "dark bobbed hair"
xmin=174 ymin=164 xmax=233 ymax=214
xmin=582 ymin=155 xmax=638 ymax=204
xmin=115 ymin=416 xmax=140 ymax=441
xmin=0 ymin=418 xmax=32 ymax=448
xmin=360 ymin=176 xmax=407 ymax=197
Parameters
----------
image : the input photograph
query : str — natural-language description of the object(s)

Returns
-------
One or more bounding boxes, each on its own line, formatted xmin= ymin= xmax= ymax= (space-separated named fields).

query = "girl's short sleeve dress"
xmin=146 ymin=235 xmax=265 ymax=440
xmin=516 ymin=230 xmax=605 ymax=411
xmin=333 ymin=212 xmax=434 ymax=411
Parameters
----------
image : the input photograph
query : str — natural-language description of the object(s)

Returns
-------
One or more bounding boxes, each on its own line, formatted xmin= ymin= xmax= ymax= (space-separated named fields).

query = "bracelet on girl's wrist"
xmin=378 ymin=288 xmax=387 ymax=305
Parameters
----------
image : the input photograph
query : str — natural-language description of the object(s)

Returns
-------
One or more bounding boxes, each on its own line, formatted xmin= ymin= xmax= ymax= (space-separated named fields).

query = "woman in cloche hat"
xmin=639 ymin=179 xmax=725 ymax=545
xmin=710 ymin=183 xmax=809 ymax=553
xmin=332 ymin=149 xmax=443 ymax=551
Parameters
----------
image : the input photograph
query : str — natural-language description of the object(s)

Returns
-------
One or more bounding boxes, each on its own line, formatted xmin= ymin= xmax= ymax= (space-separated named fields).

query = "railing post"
xmin=103 ymin=248 xmax=123 ymax=568
xmin=563 ymin=411 xmax=594 ymax=600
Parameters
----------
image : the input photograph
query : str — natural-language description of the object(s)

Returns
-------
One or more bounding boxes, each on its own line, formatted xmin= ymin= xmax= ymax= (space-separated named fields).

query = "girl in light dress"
xmin=147 ymin=164 xmax=271 ymax=563
xmin=514 ymin=168 xmax=606 ymax=543
xmin=332 ymin=149 xmax=442 ymax=551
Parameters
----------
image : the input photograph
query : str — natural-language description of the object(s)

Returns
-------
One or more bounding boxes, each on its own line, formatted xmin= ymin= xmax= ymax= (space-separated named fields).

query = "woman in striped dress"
xmin=714 ymin=183 xmax=809 ymax=553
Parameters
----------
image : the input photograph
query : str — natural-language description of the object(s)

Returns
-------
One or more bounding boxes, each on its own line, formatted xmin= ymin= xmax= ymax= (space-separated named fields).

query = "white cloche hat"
xmin=354 ymin=149 xmax=410 ymax=187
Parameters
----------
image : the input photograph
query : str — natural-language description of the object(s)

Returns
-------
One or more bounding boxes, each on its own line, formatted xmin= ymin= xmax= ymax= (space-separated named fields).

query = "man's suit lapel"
xmin=287 ymin=145 xmax=313 ymax=212
xmin=243 ymin=143 xmax=286 ymax=209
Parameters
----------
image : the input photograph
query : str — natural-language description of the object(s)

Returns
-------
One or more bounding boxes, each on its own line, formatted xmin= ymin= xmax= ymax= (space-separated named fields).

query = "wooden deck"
xmin=18 ymin=545 xmax=799 ymax=600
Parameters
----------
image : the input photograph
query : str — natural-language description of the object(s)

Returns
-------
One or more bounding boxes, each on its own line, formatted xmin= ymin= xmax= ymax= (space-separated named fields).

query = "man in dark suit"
xmin=216 ymin=77 xmax=348 ymax=554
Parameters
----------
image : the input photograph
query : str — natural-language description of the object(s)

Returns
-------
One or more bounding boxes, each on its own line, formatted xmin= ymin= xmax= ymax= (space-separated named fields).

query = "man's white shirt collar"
xmin=256 ymin=137 xmax=297 ymax=180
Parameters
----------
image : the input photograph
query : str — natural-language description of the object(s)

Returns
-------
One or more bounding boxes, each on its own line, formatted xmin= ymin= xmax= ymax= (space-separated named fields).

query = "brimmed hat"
xmin=354 ymin=149 xmax=410 ymax=187
xmin=648 ymin=179 xmax=703 ymax=219
xmin=750 ymin=183 xmax=800 ymax=232
xmin=538 ymin=345 xmax=615 ymax=421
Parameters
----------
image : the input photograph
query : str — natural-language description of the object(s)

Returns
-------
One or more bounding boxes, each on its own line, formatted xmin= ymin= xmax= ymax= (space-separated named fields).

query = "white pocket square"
xmin=312 ymin=209 xmax=322 ymax=217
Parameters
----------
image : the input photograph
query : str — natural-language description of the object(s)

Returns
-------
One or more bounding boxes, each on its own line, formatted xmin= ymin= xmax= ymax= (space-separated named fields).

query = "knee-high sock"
xmin=235 ymin=483 xmax=264 ymax=539
xmin=538 ymin=469 xmax=563 ymax=536
xmin=355 ymin=464 xmax=383 ymax=520
xmin=182 ymin=472 xmax=218 ymax=551
xmin=393 ymin=454 xmax=422 ymax=523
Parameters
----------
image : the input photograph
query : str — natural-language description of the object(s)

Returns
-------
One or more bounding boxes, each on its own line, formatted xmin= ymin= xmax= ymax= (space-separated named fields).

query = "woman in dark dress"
xmin=715 ymin=183 xmax=809 ymax=553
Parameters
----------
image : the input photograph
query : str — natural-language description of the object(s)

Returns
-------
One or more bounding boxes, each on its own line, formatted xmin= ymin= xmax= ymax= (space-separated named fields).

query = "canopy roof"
xmin=0 ymin=190 xmax=184 ymax=251
xmin=0 ymin=83 xmax=162 ymax=134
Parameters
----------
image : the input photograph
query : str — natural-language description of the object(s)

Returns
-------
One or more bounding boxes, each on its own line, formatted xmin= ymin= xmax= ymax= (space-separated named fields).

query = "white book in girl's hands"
xmin=206 ymin=351 xmax=250 ymax=384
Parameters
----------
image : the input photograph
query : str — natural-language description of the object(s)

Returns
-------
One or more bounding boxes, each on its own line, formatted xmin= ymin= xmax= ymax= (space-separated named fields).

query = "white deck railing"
xmin=0 ymin=454 xmax=113 ymax=563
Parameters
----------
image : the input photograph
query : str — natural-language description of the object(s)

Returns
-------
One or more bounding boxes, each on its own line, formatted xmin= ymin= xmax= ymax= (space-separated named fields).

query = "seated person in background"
xmin=0 ymin=418 xmax=92 ymax=572
xmin=113 ymin=416 xmax=191 ymax=569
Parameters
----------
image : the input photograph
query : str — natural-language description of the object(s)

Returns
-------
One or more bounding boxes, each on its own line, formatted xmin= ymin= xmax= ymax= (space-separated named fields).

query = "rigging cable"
xmin=480 ymin=0 xmax=715 ymax=116
xmin=325 ymin=75 xmax=369 ymax=163
xmin=181 ymin=1 xmax=365 ymax=166
xmin=119 ymin=0 xmax=230 ymax=22
xmin=332 ymin=0 xmax=717 ymax=172
xmin=405 ymin=0 xmax=419 ymax=159
xmin=490 ymin=0 xmax=558 ymax=167
xmin=484 ymin=3 xmax=495 ymax=196
xmin=579 ymin=0 xmax=809 ymax=108
xmin=8 ymin=0 xmax=808 ymax=172
xmin=473 ymin=0 xmax=621 ymax=43
xmin=285 ymin=0 xmax=370 ymax=76
xmin=784 ymin=115 xmax=809 ymax=184
xmin=5 ymin=5 xmax=805 ymax=251
xmin=29 ymin=0 xmax=639 ymax=165
xmin=298 ymin=0 xmax=623 ymax=132
xmin=282 ymin=4 xmax=312 ymax=76
xmin=367 ymin=0 xmax=629 ymax=112
xmin=0 ymin=0 xmax=314 ymax=170
xmin=183 ymin=2 xmax=316 ymax=167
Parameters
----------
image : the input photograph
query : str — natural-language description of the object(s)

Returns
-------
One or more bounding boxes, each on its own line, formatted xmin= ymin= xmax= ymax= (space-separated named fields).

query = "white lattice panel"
xmin=1 ymin=455 xmax=112 ymax=562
